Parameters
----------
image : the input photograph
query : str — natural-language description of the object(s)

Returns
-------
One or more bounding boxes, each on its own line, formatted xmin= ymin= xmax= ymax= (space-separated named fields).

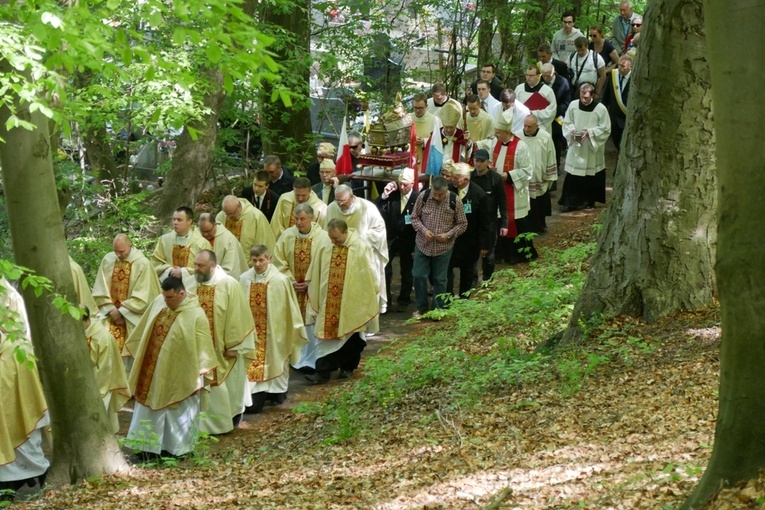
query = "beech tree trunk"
xmin=684 ymin=2 xmax=765 ymax=508
xmin=155 ymin=68 xmax=226 ymax=220
xmin=258 ymin=0 xmax=314 ymax=169
xmin=563 ymin=0 xmax=715 ymax=342
xmin=82 ymin=124 xmax=121 ymax=191
xmin=0 ymin=69 xmax=127 ymax=486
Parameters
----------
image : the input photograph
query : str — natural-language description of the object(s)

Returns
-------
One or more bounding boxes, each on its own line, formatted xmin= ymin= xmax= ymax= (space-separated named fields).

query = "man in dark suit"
xmin=469 ymin=63 xmax=505 ymax=101
xmin=240 ymin=170 xmax=279 ymax=222
xmin=312 ymin=159 xmax=337 ymax=205
xmin=263 ymin=154 xmax=294 ymax=197
xmin=601 ymin=54 xmax=632 ymax=151
xmin=537 ymin=43 xmax=570 ymax=88
xmin=469 ymin=149 xmax=507 ymax=283
xmin=447 ymin=162 xmax=492 ymax=297
xmin=541 ymin=62 xmax=571 ymax=170
xmin=375 ymin=168 xmax=419 ymax=310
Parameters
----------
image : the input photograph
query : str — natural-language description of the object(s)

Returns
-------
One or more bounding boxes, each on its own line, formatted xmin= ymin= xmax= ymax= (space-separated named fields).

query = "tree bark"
xmin=82 ymin=123 xmax=121 ymax=192
xmin=258 ymin=0 xmax=314 ymax=170
xmin=684 ymin=2 xmax=765 ymax=507
xmin=0 ymin=68 xmax=127 ymax=486
xmin=563 ymin=0 xmax=715 ymax=342
xmin=155 ymin=68 xmax=226 ymax=220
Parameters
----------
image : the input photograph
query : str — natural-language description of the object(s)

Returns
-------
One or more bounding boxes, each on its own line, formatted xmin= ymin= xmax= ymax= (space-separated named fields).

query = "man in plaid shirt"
xmin=411 ymin=176 xmax=468 ymax=318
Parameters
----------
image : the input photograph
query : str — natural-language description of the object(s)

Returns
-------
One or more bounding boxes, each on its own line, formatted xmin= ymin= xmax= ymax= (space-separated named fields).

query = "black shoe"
xmin=266 ymin=392 xmax=288 ymax=405
xmin=305 ymin=372 xmax=330 ymax=385
xmin=338 ymin=370 xmax=353 ymax=379
xmin=232 ymin=413 xmax=243 ymax=428
xmin=244 ymin=392 xmax=267 ymax=414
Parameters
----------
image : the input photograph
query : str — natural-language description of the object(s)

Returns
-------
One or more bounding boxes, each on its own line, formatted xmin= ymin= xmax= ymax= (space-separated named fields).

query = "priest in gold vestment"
xmin=325 ymin=185 xmax=388 ymax=313
xmin=81 ymin=306 xmax=129 ymax=434
xmin=151 ymin=206 xmax=211 ymax=289
xmin=0 ymin=278 xmax=49 ymax=492
xmin=216 ymin=195 xmax=275 ymax=257
xmin=270 ymin=177 xmax=327 ymax=240
xmin=190 ymin=250 xmax=255 ymax=433
xmin=93 ymin=234 xmax=161 ymax=353
xmin=197 ymin=213 xmax=248 ymax=279
xmin=240 ymin=245 xmax=306 ymax=412
xmin=69 ymin=256 xmax=98 ymax=314
xmin=123 ymin=277 xmax=217 ymax=456
xmin=304 ymin=219 xmax=380 ymax=383
xmin=272 ymin=203 xmax=330 ymax=371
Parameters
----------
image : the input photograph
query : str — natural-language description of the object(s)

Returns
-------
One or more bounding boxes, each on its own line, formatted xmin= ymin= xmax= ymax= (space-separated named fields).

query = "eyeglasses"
xmin=349 ymin=144 xmax=360 ymax=149
xmin=562 ymin=20 xmax=574 ymax=24
xmin=632 ymin=23 xmax=642 ymax=27
xmin=588 ymin=33 xmax=598 ymax=37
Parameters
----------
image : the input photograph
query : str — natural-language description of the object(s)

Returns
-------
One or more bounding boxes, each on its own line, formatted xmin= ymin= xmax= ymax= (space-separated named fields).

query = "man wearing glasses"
xmin=551 ymin=11 xmax=584 ymax=65
xmin=611 ymin=1 xmax=640 ymax=55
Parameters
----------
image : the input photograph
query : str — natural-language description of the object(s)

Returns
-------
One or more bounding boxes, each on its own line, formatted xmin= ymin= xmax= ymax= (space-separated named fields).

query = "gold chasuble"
xmin=270 ymin=191 xmax=328 ymax=240
xmin=93 ymin=247 xmax=161 ymax=351
xmin=225 ymin=217 xmax=243 ymax=241
xmin=85 ymin=320 xmax=129 ymax=432
xmin=240 ymin=264 xmax=306 ymax=382
xmin=69 ymin=256 xmax=98 ymax=314
xmin=151 ymin=227 xmax=211 ymax=278
xmin=133 ymin=308 xmax=178 ymax=405
xmin=195 ymin=268 xmax=255 ymax=386
xmin=172 ymin=245 xmax=191 ymax=268
xmin=125 ymin=294 xmax=217 ymax=411
xmin=0 ymin=339 xmax=48 ymax=467
xmin=273 ymin=223 xmax=330 ymax=322
xmin=215 ymin=198 xmax=275 ymax=256
xmin=306 ymin=229 xmax=380 ymax=341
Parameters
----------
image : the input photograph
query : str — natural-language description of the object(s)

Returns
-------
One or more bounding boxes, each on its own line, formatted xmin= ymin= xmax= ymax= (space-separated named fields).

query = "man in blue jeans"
xmin=410 ymin=176 xmax=467 ymax=318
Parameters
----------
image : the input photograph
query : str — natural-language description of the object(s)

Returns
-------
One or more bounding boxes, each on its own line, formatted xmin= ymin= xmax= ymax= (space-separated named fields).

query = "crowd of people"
xmin=1 ymin=3 xmax=641 ymax=496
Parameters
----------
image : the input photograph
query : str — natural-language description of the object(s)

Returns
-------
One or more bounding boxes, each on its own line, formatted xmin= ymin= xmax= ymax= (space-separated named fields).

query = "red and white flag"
xmin=336 ymin=116 xmax=353 ymax=175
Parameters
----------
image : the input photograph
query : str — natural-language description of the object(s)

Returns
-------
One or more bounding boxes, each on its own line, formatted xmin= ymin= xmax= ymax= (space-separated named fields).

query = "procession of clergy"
xmin=1 ymin=184 xmax=385 ymax=490
xmin=2 ymin=48 xmax=620 ymax=492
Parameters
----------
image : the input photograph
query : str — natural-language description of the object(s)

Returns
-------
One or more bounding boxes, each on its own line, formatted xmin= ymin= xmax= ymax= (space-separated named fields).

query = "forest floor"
xmin=13 ymin=146 xmax=760 ymax=509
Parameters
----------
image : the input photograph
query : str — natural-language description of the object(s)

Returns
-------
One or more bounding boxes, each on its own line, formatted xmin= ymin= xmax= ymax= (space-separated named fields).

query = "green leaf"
xmin=144 ymin=65 xmax=155 ymax=81
xmin=121 ymin=48 xmax=132 ymax=66
xmin=148 ymin=10 xmax=163 ymax=28
xmin=173 ymin=27 xmax=186 ymax=46
xmin=223 ymin=72 xmax=233 ymax=94
xmin=106 ymin=0 xmax=120 ymax=8
xmin=14 ymin=347 xmax=27 ymax=364
xmin=205 ymin=43 xmax=222 ymax=64
xmin=279 ymin=90 xmax=292 ymax=107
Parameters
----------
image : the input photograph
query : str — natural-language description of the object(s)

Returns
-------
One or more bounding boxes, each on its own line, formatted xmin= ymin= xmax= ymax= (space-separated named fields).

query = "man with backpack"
xmin=410 ymin=176 xmax=467 ymax=319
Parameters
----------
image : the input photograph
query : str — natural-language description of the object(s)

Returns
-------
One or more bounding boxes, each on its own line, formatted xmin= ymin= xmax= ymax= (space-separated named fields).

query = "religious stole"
xmin=287 ymin=203 xmax=296 ymax=228
xmin=246 ymin=283 xmax=268 ymax=382
xmin=109 ymin=259 xmax=131 ymax=350
xmin=134 ymin=308 xmax=179 ymax=405
xmin=323 ymin=246 xmax=348 ymax=339
xmin=196 ymin=285 xmax=219 ymax=385
xmin=493 ymin=139 xmax=520 ymax=238
xmin=225 ymin=217 xmax=243 ymax=241
xmin=172 ymin=245 xmax=191 ymax=268
xmin=292 ymin=238 xmax=313 ymax=321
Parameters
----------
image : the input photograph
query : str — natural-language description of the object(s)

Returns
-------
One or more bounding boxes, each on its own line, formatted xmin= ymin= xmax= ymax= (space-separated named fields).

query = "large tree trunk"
xmin=684 ymin=2 xmax=765 ymax=508
xmin=0 ymin=70 xmax=127 ymax=486
xmin=82 ymin=124 xmax=121 ymax=191
xmin=563 ymin=0 xmax=715 ymax=342
xmin=155 ymin=68 xmax=226 ymax=220
xmin=258 ymin=0 xmax=314 ymax=170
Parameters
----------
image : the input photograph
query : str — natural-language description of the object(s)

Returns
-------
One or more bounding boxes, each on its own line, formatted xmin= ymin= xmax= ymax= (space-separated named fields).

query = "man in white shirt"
xmin=568 ymin=37 xmax=606 ymax=100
